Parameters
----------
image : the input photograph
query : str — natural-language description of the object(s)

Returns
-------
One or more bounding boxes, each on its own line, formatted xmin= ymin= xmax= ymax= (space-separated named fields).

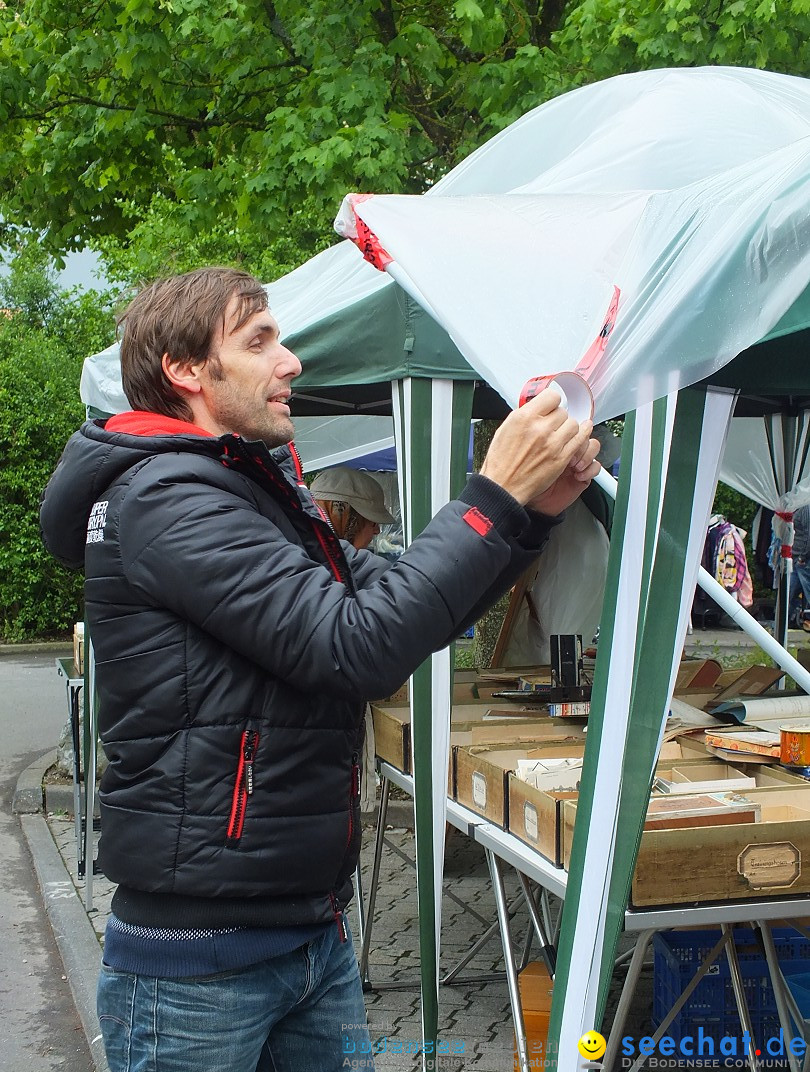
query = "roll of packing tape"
xmin=519 ymin=372 xmax=594 ymax=423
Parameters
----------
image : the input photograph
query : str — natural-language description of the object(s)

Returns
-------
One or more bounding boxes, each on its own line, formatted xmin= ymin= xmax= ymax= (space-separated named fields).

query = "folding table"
xmin=366 ymin=760 xmax=810 ymax=1072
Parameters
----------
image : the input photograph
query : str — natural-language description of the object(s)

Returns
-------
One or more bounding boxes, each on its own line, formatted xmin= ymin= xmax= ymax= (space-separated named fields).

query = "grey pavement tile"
xmin=365 ymin=994 xmax=420 ymax=1015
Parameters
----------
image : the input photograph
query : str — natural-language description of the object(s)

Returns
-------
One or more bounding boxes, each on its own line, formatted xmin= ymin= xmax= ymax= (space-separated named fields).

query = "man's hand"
xmin=479 ymin=388 xmax=601 ymax=515
xmin=527 ymin=434 xmax=601 ymax=516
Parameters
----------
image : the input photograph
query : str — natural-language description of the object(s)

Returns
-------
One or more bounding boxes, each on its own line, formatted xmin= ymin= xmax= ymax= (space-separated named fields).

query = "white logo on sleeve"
xmin=86 ymin=500 xmax=108 ymax=544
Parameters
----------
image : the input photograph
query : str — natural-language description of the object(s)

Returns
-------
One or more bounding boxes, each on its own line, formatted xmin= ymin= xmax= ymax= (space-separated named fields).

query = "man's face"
xmin=198 ymin=297 xmax=302 ymax=447
xmin=352 ymin=516 xmax=380 ymax=551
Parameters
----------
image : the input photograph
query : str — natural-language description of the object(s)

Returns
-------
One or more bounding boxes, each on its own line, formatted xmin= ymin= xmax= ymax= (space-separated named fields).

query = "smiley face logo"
xmin=577 ymin=1031 xmax=606 ymax=1061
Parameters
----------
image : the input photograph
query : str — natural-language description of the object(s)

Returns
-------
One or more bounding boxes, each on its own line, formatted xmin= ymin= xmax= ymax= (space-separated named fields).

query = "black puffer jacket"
xmin=40 ymin=417 xmax=555 ymax=930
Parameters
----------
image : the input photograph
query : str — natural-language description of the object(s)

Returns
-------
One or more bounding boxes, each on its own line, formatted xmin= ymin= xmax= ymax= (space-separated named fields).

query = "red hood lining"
xmin=105 ymin=411 xmax=216 ymax=438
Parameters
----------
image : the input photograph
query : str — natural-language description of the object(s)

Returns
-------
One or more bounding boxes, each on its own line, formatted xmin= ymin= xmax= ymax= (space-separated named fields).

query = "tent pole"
xmin=595 ymin=468 xmax=810 ymax=692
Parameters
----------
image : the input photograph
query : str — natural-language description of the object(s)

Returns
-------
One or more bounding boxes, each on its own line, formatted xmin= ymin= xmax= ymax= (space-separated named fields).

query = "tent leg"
xmin=486 ymin=849 xmax=529 ymax=1072
xmin=359 ymin=775 xmax=391 ymax=989
xmin=723 ymin=924 xmax=761 ymax=1072
xmin=603 ymin=930 xmax=653 ymax=1070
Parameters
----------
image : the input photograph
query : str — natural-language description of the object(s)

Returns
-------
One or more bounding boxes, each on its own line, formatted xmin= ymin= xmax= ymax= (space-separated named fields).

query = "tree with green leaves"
xmin=0 ymin=247 xmax=115 ymax=639
xmin=2 ymin=0 xmax=808 ymax=265
xmin=0 ymin=0 xmax=565 ymax=255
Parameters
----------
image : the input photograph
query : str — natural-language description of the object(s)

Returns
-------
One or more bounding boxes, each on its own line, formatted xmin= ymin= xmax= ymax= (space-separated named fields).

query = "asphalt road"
xmin=0 ymin=648 xmax=94 ymax=1071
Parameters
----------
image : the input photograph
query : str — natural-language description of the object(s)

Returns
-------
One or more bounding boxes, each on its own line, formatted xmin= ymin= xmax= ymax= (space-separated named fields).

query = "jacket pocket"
xmin=226 ymin=728 xmax=259 ymax=846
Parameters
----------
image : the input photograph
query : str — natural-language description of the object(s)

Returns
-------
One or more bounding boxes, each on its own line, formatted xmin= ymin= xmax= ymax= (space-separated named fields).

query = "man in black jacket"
xmin=41 ymin=266 xmax=600 ymax=1072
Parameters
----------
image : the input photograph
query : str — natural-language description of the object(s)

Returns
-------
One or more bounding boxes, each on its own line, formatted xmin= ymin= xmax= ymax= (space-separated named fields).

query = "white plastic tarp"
xmin=719 ymin=412 xmax=810 ymax=643
xmin=721 ymin=415 xmax=810 ymax=513
xmin=336 ymin=66 xmax=810 ymax=421
xmin=291 ymin=416 xmax=394 ymax=472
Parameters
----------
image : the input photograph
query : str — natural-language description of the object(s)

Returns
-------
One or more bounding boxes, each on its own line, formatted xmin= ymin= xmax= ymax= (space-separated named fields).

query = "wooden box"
xmin=508 ymin=757 xmax=737 ymax=867
xmin=371 ymin=703 xmax=412 ymax=772
xmin=371 ymin=702 xmax=570 ymax=776
xmin=73 ymin=621 xmax=85 ymax=675
xmin=563 ymin=786 xmax=810 ymax=906
xmin=454 ymin=739 xmax=586 ymax=827
xmin=508 ymin=776 xmax=578 ymax=865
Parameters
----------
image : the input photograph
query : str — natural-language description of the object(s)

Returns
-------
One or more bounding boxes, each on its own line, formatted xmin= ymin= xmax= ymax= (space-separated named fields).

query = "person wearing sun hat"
xmin=310 ymin=466 xmax=395 ymax=550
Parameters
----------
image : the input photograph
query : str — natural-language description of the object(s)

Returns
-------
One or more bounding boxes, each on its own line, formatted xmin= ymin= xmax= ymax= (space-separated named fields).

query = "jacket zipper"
xmin=226 ymin=729 xmax=259 ymax=844
xmin=345 ymin=752 xmax=360 ymax=851
xmin=330 ymin=892 xmax=349 ymax=943
xmin=289 ymin=441 xmax=305 ymax=482
xmin=329 ymin=753 xmax=360 ymax=944
xmin=227 ymin=435 xmax=349 ymax=585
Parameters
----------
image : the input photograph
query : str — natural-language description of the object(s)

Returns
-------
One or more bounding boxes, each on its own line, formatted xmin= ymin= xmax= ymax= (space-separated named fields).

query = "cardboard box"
xmin=673 ymin=734 xmax=713 ymax=759
xmin=675 ymin=658 xmax=723 ymax=689
xmin=508 ymin=757 xmax=736 ymax=866
xmin=652 ymin=764 xmax=755 ymax=796
xmin=371 ymin=702 xmax=572 ymax=775
xmin=454 ymin=739 xmax=587 ymax=827
xmin=672 ymin=665 xmax=784 ymax=717
xmin=73 ymin=622 xmax=84 ymax=675
xmin=754 ymin=764 xmax=810 ymax=786
xmin=705 ymin=665 xmax=785 ymax=710
xmin=563 ymin=786 xmax=810 ymax=906
xmin=514 ymin=962 xmax=552 ymax=1071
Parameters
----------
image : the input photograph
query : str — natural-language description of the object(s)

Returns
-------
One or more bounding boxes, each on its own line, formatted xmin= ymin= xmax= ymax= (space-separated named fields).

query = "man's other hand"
xmin=479 ymin=388 xmax=602 ymax=515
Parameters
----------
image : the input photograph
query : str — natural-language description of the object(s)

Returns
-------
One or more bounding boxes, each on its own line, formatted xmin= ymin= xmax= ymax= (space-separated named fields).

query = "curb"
xmin=45 ymin=782 xmax=99 ymax=819
xmin=12 ymin=748 xmax=51 ymax=814
xmin=0 ymin=642 xmax=72 ymax=657
xmin=15 ymin=752 xmax=109 ymax=1072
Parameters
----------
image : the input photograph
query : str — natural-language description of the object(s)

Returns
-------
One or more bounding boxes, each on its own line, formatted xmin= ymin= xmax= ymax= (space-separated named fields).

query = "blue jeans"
xmin=97 ymin=923 xmax=373 ymax=1072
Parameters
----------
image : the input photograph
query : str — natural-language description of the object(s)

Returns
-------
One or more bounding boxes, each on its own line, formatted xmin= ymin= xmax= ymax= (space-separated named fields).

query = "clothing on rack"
xmin=702 ymin=514 xmax=753 ymax=607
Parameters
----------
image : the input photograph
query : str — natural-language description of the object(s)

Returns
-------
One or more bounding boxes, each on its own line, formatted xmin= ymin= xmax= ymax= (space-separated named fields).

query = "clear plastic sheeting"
xmin=720 ymin=414 xmax=810 ymax=513
xmin=719 ymin=414 xmax=810 ymax=621
xmin=336 ymin=67 xmax=810 ymax=422
xmin=292 ymin=415 xmax=394 ymax=473
xmin=80 ymin=341 xmax=130 ymax=416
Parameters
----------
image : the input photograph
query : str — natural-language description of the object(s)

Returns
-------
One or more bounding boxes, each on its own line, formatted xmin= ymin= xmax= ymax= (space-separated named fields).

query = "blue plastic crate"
xmin=653 ymin=928 xmax=810 ymax=1044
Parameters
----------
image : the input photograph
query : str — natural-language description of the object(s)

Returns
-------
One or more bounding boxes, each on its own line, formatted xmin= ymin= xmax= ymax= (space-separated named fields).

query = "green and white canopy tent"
xmin=82 ymin=66 xmax=810 ymax=1071
xmin=720 ymin=405 xmax=810 ymax=650
xmin=334 ymin=66 xmax=810 ymax=1069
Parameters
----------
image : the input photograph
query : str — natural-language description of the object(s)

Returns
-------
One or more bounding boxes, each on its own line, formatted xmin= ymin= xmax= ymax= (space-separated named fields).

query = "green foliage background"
xmin=0 ymin=251 xmax=114 ymax=640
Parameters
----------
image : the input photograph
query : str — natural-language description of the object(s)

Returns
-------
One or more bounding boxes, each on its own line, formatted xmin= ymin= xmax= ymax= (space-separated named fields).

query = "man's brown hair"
xmin=117 ymin=267 xmax=268 ymax=420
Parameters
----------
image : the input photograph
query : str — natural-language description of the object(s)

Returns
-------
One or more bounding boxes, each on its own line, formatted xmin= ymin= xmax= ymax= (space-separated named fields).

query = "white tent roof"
xmin=336 ymin=66 xmax=810 ymax=422
xmin=82 ymin=68 xmax=810 ymax=473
